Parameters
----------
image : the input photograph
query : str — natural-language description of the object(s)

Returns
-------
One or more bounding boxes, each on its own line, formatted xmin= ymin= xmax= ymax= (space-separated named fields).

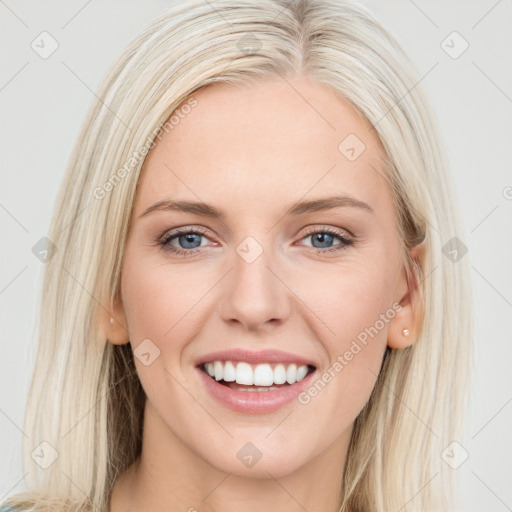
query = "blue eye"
xmin=159 ymin=227 xmax=211 ymax=256
xmin=300 ymin=226 xmax=353 ymax=254
xmin=158 ymin=225 xmax=354 ymax=257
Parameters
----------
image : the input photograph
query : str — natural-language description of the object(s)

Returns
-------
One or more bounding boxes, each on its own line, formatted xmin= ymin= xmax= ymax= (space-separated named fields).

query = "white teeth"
xmin=235 ymin=362 xmax=253 ymax=385
xmin=286 ymin=363 xmax=297 ymax=384
xmin=273 ymin=364 xmax=287 ymax=384
xmin=202 ymin=360 xmax=312 ymax=386
xmin=238 ymin=386 xmax=279 ymax=392
xmin=223 ymin=361 xmax=236 ymax=382
xmin=296 ymin=364 xmax=308 ymax=382
xmin=253 ymin=363 xmax=274 ymax=386
xmin=214 ymin=361 xmax=223 ymax=381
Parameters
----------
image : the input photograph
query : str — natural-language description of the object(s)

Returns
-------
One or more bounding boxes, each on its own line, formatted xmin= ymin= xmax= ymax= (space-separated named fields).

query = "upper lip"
xmin=195 ymin=348 xmax=317 ymax=368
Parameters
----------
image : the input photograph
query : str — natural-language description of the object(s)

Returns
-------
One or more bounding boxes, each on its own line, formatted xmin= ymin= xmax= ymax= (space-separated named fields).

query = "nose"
xmin=219 ymin=242 xmax=291 ymax=331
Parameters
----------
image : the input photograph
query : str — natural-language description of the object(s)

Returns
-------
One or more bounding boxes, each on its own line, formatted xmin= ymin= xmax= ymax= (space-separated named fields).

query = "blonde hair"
xmin=1 ymin=0 xmax=473 ymax=510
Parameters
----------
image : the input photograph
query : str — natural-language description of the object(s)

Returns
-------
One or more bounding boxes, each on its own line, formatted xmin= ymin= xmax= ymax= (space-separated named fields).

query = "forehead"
xmin=134 ymin=76 xmax=392 ymax=220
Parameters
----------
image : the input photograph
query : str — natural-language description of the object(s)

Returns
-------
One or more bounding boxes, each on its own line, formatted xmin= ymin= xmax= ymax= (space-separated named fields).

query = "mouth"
xmin=199 ymin=360 xmax=316 ymax=391
xmin=194 ymin=350 xmax=318 ymax=414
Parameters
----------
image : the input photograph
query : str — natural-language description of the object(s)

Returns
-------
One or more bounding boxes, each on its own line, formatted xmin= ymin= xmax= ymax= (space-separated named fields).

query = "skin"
xmin=106 ymin=76 xmax=424 ymax=512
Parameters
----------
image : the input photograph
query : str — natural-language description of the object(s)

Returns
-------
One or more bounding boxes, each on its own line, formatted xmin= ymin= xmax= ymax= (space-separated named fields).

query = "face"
xmin=109 ymin=76 xmax=418 ymax=479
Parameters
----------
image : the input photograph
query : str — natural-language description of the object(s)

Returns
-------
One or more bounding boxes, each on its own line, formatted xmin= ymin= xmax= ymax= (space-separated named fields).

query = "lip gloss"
xmin=196 ymin=366 xmax=317 ymax=414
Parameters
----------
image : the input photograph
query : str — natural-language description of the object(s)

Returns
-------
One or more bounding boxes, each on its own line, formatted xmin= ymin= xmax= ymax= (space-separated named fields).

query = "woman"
xmin=1 ymin=0 xmax=473 ymax=510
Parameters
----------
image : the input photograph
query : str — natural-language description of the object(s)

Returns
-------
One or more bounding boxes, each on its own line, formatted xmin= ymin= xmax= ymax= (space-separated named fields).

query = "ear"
xmin=387 ymin=242 xmax=425 ymax=349
xmin=99 ymin=292 xmax=130 ymax=346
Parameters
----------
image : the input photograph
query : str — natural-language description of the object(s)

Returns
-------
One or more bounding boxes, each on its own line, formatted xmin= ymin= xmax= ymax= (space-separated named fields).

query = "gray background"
xmin=1 ymin=1 xmax=511 ymax=510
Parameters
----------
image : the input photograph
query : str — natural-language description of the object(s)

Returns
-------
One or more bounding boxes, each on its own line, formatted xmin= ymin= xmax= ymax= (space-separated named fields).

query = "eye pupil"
xmin=312 ymin=233 xmax=334 ymax=248
xmin=180 ymin=233 xmax=201 ymax=248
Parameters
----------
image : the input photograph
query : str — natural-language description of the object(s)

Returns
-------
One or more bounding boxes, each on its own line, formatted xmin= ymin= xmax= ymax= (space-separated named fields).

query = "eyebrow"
xmin=138 ymin=194 xmax=374 ymax=220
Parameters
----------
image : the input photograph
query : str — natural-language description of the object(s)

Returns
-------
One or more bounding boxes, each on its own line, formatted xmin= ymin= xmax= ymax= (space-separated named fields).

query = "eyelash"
xmin=157 ymin=225 xmax=354 ymax=257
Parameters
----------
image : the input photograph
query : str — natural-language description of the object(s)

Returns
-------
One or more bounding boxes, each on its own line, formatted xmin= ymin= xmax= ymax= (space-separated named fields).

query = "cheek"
xmin=301 ymin=261 xmax=395 ymax=402
xmin=120 ymin=255 xmax=210 ymax=404
xmin=305 ymin=258 xmax=397 ymax=345
xmin=121 ymin=251 xmax=209 ymax=343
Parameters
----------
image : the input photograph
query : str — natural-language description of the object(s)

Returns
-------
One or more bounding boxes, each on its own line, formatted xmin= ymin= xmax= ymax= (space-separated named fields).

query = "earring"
xmin=402 ymin=328 xmax=410 ymax=336
xmin=110 ymin=317 xmax=114 ymax=325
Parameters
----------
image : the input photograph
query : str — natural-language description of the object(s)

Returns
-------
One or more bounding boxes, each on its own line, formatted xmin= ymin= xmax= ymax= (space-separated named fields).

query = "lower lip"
xmin=196 ymin=366 xmax=317 ymax=414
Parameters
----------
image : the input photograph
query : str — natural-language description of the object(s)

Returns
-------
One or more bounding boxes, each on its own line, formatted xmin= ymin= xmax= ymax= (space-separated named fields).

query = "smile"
xmin=195 ymin=349 xmax=318 ymax=414
xmin=202 ymin=361 xmax=313 ymax=387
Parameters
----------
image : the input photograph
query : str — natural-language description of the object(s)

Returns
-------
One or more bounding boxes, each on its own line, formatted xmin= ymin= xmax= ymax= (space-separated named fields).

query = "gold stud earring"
xmin=402 ymin=328 xmax=410 ymax=336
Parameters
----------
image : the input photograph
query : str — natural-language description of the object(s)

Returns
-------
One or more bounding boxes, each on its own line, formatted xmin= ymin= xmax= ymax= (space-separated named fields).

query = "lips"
xmin=194 ymin=348 xmax=318 ymax=414
xmin=195 ymin=348 xmax=317 ymax=367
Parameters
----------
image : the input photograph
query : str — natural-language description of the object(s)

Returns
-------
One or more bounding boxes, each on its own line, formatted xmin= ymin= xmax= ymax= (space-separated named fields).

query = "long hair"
xmin=1 ymin=0 xmax=473 ymax=510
